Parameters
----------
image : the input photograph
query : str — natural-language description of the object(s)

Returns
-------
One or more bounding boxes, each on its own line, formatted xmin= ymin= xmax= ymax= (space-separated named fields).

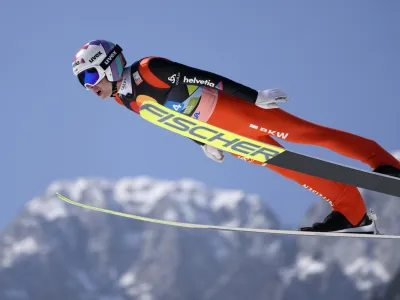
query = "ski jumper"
xmin=113 ymin=56 xmax=400 ymax=225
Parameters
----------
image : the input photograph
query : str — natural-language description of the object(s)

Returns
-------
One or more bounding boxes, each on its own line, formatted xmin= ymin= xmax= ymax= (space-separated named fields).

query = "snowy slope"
xmin=292 ymin=151 xmax=400 ymax=299
xmin=0 ymin=166 xmax=400 ymax=300
xmin=0 ymin=176 xmax=284 ymax=300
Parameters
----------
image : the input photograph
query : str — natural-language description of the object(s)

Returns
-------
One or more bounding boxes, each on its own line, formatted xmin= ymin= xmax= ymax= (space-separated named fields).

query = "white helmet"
xmin=72 ymin=40 xmax=125 ymax=91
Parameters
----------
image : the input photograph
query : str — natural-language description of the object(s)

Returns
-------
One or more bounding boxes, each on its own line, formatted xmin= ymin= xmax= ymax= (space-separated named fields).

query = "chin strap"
xmin=111 ymin=81 xmax=118 ymax=97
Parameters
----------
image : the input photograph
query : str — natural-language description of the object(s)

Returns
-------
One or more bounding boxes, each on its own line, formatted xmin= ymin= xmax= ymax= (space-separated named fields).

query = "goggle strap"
xmin=99 ymin=44 xmax=123 ymax=71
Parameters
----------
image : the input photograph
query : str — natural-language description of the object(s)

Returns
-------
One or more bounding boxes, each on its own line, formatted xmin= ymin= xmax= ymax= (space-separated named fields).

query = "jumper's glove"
xmin=201 ymin=144 xmax=224 ymax=163
xmin=255 ymin=88 xmax=289 ymax=109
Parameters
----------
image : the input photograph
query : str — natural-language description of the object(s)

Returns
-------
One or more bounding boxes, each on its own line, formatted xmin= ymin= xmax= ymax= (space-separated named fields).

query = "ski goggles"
xmin=77 ymin=66 xmax=106 ymax=88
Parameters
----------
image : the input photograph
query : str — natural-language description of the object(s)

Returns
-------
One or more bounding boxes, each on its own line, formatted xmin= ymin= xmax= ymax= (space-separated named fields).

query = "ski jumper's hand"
xmin=255 ymin=89 xmax=289 ymax=109
xmin=201 ymin=144 xmax=224 ymax=163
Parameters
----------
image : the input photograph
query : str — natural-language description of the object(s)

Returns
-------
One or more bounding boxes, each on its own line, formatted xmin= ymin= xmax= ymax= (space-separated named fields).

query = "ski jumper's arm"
xmin=145 ymin=57 xmax=259 ymax=103
xmin=138 ymin=57 xmax=259 ymax=147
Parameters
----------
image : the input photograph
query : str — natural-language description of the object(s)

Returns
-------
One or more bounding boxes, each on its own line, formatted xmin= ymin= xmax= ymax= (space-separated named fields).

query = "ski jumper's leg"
xmin=254 ymin=135 xmax=367 ymax=225
xmin=208 ymin=92 xmax=400 ymax=170
xmin=205 ymin=92 xmax=395 ymax=225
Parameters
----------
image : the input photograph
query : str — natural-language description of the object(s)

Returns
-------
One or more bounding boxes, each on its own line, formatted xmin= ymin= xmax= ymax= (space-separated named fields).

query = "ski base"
xmin=56 ymin=193 xmax=400 ymax=240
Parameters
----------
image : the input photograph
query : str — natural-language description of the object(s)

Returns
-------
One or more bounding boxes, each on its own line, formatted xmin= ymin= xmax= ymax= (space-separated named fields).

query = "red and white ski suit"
xmin=113 ymin=56 xmax=400 ymax=225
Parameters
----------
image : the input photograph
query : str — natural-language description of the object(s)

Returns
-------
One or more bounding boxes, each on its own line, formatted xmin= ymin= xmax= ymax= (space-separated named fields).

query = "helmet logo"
xmin=72 ymin=58 xmax=87 ymax=68
xmin=89 ymin=51 xmax=102 ymax=63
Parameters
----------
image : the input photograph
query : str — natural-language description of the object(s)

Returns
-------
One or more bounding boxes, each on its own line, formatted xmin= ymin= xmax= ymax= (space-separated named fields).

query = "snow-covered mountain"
xmin=1 ymin=169 xmax=400 ymax=300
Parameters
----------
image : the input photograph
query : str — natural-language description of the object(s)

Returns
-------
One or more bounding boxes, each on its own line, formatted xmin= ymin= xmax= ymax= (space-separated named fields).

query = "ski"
xmin=56 ymin=193 xmax=399 ymax=239
xmin=139 ymin=101 xmax=400 ymax=198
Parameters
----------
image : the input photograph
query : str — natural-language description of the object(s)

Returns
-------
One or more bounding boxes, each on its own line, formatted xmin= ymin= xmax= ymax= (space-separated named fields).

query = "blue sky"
xmin=2 ymin=0 xmax=400 ymax=229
